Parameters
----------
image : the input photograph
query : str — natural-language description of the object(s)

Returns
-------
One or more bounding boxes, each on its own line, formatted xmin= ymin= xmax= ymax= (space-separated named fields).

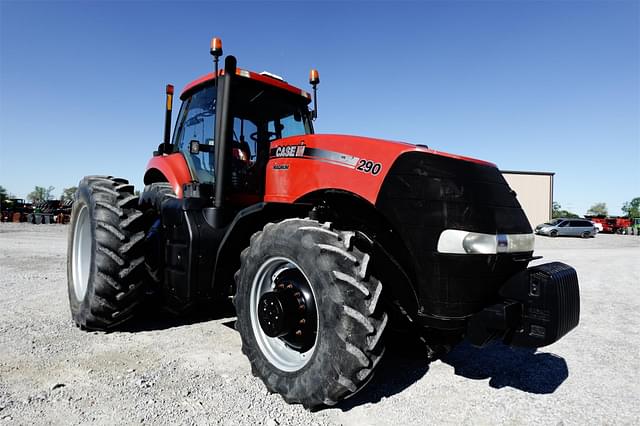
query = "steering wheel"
xmin=250 ymin=131 xmax=278 ymax=142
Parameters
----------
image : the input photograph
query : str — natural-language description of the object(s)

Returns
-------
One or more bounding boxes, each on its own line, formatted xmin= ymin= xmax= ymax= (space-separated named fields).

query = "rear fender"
xmin=144 ymin=153 xmax=192 ymax=198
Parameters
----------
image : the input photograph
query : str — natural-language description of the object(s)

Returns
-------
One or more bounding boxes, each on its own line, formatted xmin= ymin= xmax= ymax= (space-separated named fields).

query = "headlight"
xmin=437 ymin=230 xmax=535 ymax=254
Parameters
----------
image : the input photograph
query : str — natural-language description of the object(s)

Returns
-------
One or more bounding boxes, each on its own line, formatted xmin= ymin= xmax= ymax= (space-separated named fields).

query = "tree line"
xmin=553 ymin=198 xmax=640 ymax=219
xmin=0 ymin=185 xmax=77 ymax=204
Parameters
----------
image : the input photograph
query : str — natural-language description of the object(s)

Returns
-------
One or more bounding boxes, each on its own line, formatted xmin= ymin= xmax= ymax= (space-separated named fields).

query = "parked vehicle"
xmin=0 ymin=198 xmax=32 ymax=222
xmin=66 ymin=38 xmax=581 ymax=409
xmin=536 ymin=218 xmax=597 ymax=238
xmin=585 ymin=215 xmax=632 ymax=234
xmin=28 ymin=199 xmax=74 ymax=224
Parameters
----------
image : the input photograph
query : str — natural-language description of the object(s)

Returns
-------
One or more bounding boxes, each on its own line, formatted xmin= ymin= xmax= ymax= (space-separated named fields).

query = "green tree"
xmin=586 ymin=202 xmax=608 ymax=217
xmin=60 ymin=186 xmax=78 ymax=202
xmin=622 ymin=197 xmax=640 ymax=218
xmin=27 ymin=185 xmax=55 ymax=203
xmin=552 ymin=201 xmax=579 ymax=219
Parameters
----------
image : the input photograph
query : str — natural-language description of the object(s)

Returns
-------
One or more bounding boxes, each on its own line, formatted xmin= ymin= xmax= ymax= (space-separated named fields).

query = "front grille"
xmin=376 ymin=151 xmax=533 ymax=318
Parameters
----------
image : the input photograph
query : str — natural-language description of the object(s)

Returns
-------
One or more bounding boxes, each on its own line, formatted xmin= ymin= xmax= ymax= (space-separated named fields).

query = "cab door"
xmin=173 ymin=85 xmax=217 ymax=184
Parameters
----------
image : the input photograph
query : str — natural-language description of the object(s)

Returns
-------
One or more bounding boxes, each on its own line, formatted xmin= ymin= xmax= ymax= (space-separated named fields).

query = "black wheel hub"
xmin=257 ymin=268 xmax=317 ymax=352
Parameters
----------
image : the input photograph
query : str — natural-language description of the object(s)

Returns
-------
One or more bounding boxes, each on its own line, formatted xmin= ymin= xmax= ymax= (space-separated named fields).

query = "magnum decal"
xmin=270 ymin=141 xmax=374 ymax=173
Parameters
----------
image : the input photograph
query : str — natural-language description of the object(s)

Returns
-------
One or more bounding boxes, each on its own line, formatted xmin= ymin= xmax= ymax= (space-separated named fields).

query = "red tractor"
xmin=586 ymin=216 xmax=632 ymax=234
xmin=66 ymin=38 xmax=580 ymax=408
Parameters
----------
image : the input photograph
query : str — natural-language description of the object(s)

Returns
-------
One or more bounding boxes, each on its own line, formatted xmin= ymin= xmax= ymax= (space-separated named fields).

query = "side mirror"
xmin=189 ymin=140 xmax=200 ymax=154
xmin=189 ymin=139 xmax=215 ymax=154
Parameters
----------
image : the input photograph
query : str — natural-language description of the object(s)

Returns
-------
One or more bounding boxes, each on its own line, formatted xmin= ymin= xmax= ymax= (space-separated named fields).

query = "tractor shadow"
xmin=337 ymin=336 xmax=568 ymax=411
xmin=119 ymin=300 xmax=236 ymax=332
xmin=440 ymin=340 xmax=569 ymax=394
xmin=119 ymin=305 xmax=568 ymax=409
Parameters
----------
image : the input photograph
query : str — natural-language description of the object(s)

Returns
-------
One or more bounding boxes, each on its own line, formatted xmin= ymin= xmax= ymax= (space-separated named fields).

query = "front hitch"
xmin=467 ymin=262 xmax=580 ymax=348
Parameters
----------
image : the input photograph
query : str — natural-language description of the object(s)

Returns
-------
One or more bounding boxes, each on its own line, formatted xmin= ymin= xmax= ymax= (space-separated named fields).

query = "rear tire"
xmin=67 ymin=176 xmax=147 ymax=330
xmin=234 ymin=219 xmax=387 ymax=409
xmin=139 ymin=182 xmax=176 ymax=215
xmin=581 ymin=231 xmax=590 ymax=238
xmin=139 ymin=182 xmax=176 ymax=283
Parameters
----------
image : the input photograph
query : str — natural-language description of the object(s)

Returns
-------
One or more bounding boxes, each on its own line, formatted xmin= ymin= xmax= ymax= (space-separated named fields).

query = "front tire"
xmin=234 ymin=219 xmax=387 ymax=409
xmin=67 ymin=176 xmax=147 ymax=330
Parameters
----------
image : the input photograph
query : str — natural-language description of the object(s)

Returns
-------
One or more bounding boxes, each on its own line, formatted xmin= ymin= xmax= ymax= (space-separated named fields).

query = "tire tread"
xmin=68 ymin=176 xmax=148 ymax=330
xmin=234 ymin=218 xmax=387 ymax=409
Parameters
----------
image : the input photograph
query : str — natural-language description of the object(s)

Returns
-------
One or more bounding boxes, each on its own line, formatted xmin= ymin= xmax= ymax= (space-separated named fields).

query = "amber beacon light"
xmin=309 ymin=69 xmax=319 ymax=119
xmin=210 ymin=37 xmax=223 ymax=84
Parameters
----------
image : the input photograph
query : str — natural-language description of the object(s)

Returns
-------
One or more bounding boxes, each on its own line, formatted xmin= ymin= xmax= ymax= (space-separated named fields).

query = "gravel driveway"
xmin=1 ymin=223 xmax=638 ymax=425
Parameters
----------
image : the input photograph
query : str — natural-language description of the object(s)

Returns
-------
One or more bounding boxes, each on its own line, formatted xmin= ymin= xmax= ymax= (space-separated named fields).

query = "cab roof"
xmin=181 ymin=68 xmax=313 ymax=103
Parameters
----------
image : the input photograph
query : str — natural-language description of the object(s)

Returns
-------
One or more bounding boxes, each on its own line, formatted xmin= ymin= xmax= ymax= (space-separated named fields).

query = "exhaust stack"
xmin=162 ymin=84 xmax=174 ymax=153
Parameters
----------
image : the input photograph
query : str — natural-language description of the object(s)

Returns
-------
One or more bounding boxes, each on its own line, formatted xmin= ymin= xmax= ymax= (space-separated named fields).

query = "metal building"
xmin=501 ymin=170 xmax=554 ymax=229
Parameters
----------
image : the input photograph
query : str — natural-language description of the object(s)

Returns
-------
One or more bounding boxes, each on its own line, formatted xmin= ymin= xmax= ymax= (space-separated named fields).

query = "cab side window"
xmin=232 ymin=117 xmax=258 ymax=165
xmin=173 ymin=86 xmax=217 ymax=182
xmin=266 ymin=110 xmax=307 ymax=141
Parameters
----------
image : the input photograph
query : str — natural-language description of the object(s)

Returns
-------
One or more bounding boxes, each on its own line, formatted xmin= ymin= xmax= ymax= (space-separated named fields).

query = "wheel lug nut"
xmin=298 ymin=304 xmax=305 ymax=311
xmin=295 ymin=330 xmax=302 ymax=336
xmin=294 ymin=292 xmax=301 ymax=297
xmin=286 ymin=284 xmax=293 ymax=289
xmin=299 ymin=318 xmax=306 ymax=325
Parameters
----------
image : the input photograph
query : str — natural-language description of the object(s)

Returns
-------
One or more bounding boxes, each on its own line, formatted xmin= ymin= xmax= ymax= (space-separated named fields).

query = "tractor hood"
xmin=265 ymin=133 xmax=497 ymax=206
xmin=282 ymin=134 xmax=496 ymax=169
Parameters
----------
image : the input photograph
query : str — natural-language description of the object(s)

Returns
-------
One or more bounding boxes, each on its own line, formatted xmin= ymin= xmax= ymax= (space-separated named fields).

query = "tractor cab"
xmin=171 ymin=70 xmax=314 ymax=206
xmin=152 ymin=39 xmax=317 ymax=221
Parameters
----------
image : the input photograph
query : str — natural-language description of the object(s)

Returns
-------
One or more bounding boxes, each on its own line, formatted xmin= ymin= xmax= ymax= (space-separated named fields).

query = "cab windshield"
xmin=232 ymin=77 xmax=313 ymax=143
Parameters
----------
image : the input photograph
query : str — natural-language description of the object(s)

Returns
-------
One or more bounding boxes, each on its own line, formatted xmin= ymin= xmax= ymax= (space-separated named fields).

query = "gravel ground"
xmin=0 ymin=223 xmax=638 ymax=425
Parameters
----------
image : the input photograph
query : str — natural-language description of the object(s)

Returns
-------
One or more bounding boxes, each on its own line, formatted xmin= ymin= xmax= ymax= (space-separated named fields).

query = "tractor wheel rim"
xmin=72 ymin=205 xmax=91 ymax=300
xmin=250 ymin=257 xmax=318 ymax=372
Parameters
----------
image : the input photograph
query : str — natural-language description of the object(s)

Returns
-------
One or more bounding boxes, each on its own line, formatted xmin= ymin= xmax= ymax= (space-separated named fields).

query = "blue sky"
xmin=1 ymin=1 xmax=638 ymax=216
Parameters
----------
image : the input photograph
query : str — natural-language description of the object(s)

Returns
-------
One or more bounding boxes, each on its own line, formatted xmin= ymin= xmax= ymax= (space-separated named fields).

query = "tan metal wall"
xmin=501 ymin=171 xmax=554 ymax=228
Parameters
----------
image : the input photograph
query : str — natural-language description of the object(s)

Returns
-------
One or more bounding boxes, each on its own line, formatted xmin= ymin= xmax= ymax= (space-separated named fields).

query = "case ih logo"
xmin=273 ymin=143 xmax=305 ymax=158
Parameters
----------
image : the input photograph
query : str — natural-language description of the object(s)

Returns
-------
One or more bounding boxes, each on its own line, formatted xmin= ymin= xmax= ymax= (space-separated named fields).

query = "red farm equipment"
xmin=0 ymin=198 xmax=32 ymax=223
xmin=65 ymin=38 xmax=580 ymax=408
xmin=586 ymin=216 xmax=632 ymax=234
